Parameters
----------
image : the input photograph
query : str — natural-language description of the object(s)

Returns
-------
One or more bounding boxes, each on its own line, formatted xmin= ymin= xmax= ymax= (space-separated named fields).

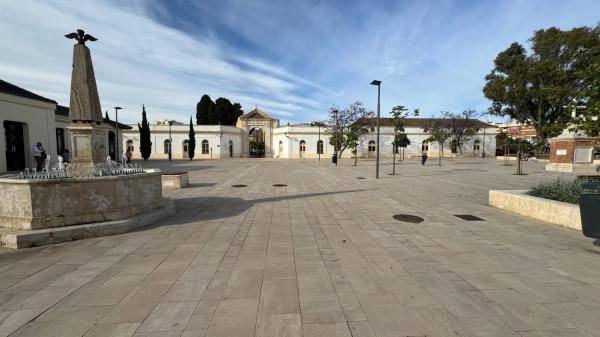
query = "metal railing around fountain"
xmin=18 ymin=156 xmax=144 ymax=180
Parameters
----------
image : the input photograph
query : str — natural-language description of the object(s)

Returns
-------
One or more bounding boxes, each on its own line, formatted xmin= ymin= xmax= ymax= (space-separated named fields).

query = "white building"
xmin=0 ymin=79 xmax=130 ymax=173
xmin=122 ymin=107 xmax=496 ymax=160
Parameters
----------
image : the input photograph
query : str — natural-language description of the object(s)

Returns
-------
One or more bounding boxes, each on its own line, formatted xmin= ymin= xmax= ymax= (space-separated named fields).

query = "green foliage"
xmin=196 ymin=95 xmax=212 ymax=125
xmin=527 ymin=177 xmax=583 ymax=204
xmin=426 ymin=120 xmax=452 ymax=166
xmin=441 ymin=110 xmax=480 ymax=154
xmin=188 ymin=117 xmax=196 ymax=160
xmin=326 ymin=101 xmax=374 ymax=157
xmin=573 ymin=48 xmax=600 ymax=137
xmin=138 ymin=105 xmax=152 ymax=160
xmin=484 ymin=25 xmax=600 ymax=143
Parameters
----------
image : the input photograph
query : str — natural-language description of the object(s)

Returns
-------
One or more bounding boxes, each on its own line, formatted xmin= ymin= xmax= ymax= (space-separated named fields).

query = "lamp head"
xmin=370 ymin=80 xmax=381 ymax=86
xmin=114 ymin=106 xmax=122 ymax=110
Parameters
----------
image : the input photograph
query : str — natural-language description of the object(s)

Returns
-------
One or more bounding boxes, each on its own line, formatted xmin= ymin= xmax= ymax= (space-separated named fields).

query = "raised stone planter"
xmin=489 ymin=190 xmax=581 ymax=231
xmin=162 ymin=172 xmax=189 ymax=189
xmin=0 ymin=172 xmax=163 ymax=230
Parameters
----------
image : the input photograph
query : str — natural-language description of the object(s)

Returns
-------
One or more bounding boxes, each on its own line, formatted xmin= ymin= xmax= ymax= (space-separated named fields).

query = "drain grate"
xmin=356 ymin=177 xmax=366 ymax=180
xmin=454 ymin=214 xmax=485 ymax=221
xmin=393 ymin=214 xmax=424 ymax=223
xmin=272 ymin=184 xmax=288 ymax=187
xmin=231 ymin=184 xmax=247 ymax=188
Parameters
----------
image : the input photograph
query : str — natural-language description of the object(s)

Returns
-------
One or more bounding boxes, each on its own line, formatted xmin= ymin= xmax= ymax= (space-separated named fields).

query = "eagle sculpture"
xmin=65 ymin=29 xmax=97 ymax=45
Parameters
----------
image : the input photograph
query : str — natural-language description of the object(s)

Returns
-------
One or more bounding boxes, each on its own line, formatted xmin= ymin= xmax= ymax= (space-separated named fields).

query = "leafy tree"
xmin=396 ymin=133 xmax=411 ymax=160
xmin=207 ymin=98 xmax=217 ymax=125
xmin=196 ymin=95 xmax=213 ymax=125
xmin=442 ymin=110 xmax=480 ymax=154
xmin=188 ymin=117 xmax=196 ymax=160
xmin=231 ymin=103 xmax=244 ymax=125
xmin=346 ymin=125 xmax=368 ymax=166
xmin=573 ymin=46 xmax=600 ymax=136
xmin=138 ymin=105 xmax=152 ymax=160
xmin=389 ymin=106 xmax=418 ymax=174
xmin=484 ymin=25 xmax=600 ymax=145
xmin=426 ymin=121 xmax=452 ymax=166
xmin=326 ymin=101 xmax=374 ymax=161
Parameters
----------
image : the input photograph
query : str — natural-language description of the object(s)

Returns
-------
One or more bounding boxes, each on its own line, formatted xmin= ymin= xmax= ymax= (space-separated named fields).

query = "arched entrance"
xmin=368 ymin=140 xmax=376 ymax=158
xmin=299 ymin=140 xmax=306 ymax=158
xmin=278 ymin=141 xmax=283 ymax=157
xmin=182 ymin=140 xmax=189 ymax=159
xmin=229 ymin=140 xmax=233 ymax=158
xmin=249 ymin=127 xmax=265 ymax=157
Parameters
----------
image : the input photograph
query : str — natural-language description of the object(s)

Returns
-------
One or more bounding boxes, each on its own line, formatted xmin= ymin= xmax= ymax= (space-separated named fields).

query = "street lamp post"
xmin=370 ymin=80 xmax=381 ymax=179
xmin=114 ymin=107 xmax=122 ymax=163
xmin=168 ymin=120 xmax=173 ymax=162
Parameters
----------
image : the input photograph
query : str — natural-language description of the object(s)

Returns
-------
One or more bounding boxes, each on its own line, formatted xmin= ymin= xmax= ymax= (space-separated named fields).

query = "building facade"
xmin=122 ymin=107 xmax=497 ymax=160
xmin=0 ymin=79 xmax=129 ymax=173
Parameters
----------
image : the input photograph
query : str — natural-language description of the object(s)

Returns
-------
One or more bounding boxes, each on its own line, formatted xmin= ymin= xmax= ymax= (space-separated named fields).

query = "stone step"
xmin=0 ymin=198 xmax=175 ymax=249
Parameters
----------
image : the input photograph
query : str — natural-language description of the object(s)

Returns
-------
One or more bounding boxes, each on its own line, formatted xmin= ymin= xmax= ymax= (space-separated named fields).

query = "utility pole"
xmin=370 ymin=80 xmax=381 ymax=179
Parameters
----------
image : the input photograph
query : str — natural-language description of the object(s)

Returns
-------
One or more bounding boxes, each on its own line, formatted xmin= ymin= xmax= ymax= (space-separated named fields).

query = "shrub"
xmin=527 ymin=177 xmax=583 ymax=204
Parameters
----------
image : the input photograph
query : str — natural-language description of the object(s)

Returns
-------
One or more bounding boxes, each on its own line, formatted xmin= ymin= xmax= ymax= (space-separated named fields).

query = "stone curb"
xmin=489 ymin=190 xmax=581 ymax=231
xmin=0 ymin=198 xmax=176 ymax=249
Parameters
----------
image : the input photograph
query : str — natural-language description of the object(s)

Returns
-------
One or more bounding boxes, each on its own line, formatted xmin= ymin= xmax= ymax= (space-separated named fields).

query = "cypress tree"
xmin=138 ymin=105 xmax=152 ymax=160
xmin=196 ymin=94 xmax=212 ymax=125
xmin=207 ymin=99 xmax=217 ymax=125
xmin=188 ymin=116 xmax=196 ymax=160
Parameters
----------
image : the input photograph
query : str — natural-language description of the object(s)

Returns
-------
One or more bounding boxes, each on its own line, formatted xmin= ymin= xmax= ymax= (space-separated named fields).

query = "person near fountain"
xmin=61 ymin=149 xmax=71 ymax=163
xmin=125 ymin=149 xmax=132 ymax=164
xmin=32 ymin=142 xmax=46 ymax=171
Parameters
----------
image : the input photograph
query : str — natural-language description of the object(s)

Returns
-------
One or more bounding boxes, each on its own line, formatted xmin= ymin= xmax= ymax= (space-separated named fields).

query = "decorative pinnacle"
xmin=65 ymin=29 xmax=97 ymax=45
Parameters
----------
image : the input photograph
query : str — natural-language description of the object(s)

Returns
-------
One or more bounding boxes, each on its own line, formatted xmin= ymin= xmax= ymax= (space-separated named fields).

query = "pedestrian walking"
xmin=421 ymin=152 xmax=428 ymax=166
xmin=32 ymin=142 xmax=46 ymax=171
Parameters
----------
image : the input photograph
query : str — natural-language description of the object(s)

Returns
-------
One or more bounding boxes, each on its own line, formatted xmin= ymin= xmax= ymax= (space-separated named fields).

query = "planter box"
xmin=489 ymin=190 xmax=581 ymax=231
xmin=162 ymin=172 xmax=189 ymax=189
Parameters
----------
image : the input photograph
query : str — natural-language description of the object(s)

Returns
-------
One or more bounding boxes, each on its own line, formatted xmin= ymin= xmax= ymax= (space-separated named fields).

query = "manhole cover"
xmin=356 ymin=177 xmax=366 ymax=180
xmin=454 ymin=214 xmax=485 ymax=221
xmin=393 ymin=214 xmax=424 ymax=223
xmin=272 ymin=184 xmax=287 ymax=187
xmin=231 ymin=184 xmax=247 ymax=188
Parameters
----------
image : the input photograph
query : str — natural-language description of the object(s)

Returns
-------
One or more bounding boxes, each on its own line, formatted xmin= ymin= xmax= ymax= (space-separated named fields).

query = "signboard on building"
xmin=574 ymin=147 xmax=593 ymax=163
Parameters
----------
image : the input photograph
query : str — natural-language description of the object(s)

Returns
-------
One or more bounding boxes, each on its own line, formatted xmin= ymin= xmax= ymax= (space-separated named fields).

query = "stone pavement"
xmin=1 ymin=158 xmax=599 ymax=337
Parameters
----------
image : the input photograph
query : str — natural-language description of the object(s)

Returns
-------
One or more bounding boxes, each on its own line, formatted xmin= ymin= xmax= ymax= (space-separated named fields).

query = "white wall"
xmin=0 ymin=93 xmax=57 ymax=173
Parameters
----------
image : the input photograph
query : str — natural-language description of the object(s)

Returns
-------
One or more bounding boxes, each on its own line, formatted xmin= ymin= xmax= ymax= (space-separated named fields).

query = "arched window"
xmin=201 ymin=139 xmax=209 ymax=154
xmin=451 ymin=140 xmax=458 ymax=153
xmin=183 ymin=140 xmax=189 ymax=158
xmin=164 ymin=139 xmax=171 ymax=154
xmin=473 ymin=140 xmax=481 ymax=151
xmin=126 ymin=140 xmax=134 ymax=152
xmin=368 ymin=140 xmax=376 ymax=152
xmin=278 ymin=140 xmax=283 ymax=156
xmin=317 ymin=140 xmax=323 ymax=154
xmin=421 ymin=140 xmax=429 ymax=152
xmin=299 ymin=140 xmax=306 ymax=157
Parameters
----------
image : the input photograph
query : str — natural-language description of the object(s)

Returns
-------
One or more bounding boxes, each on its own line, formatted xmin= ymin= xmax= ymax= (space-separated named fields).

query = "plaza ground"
xmin=0 ymin=157 xmax=598 ymax=337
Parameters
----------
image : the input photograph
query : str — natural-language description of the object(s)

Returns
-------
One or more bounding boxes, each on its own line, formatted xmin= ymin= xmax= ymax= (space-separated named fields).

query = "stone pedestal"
xmin=68 ymin=123 xmax=106 ymax=174
xmin=546 ymin=131 xmax=597 ymax=173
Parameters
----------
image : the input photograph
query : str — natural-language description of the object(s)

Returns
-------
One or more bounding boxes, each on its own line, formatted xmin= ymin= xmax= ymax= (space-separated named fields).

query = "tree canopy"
xmin=441 ymin=110 xmax=480 ymax=154
xmin=426 ymin=120 xmax=452 ymax=166
xmin=325 ymin=101 xmax=374 ymax=158
xmin=138 ymin=105 xmax=152 ymax=160
xmin=483 ymin=25 xmax=600 ymax=144
xmin=196 ymin=94 xmax=243 ymax=126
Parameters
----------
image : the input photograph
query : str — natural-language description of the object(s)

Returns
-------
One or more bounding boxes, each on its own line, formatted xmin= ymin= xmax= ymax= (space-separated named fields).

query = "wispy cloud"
xmin=1 ymin=0 xmax=599 ymax=124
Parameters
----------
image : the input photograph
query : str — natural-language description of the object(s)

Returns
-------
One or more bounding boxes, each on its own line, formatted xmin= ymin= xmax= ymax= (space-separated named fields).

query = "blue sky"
xmin=1 ymin=0 xmax=599 ymax=124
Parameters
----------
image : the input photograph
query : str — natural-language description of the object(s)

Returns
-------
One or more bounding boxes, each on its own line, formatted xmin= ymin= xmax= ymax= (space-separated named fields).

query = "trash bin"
xmin=331 ymin=153 xmax=337 ymax=164
xmin=580 ymin=181 xmax=600 ymax=238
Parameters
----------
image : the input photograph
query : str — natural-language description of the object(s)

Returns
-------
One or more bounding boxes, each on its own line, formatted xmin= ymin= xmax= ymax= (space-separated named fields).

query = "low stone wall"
xmin=0 ymin=172 xmax=163 ymax=230
xmin=489 ymin=190 xmax=581 ymax=231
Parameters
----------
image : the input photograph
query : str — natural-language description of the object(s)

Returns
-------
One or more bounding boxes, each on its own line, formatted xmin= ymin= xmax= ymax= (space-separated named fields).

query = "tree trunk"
xmin=439 ymin=143 xmax=443 ymax=166
xmin=392 ymin=150 xmax=396 ymax=175
xmin=516 ymin=138 xmax=523 ymax=175
xmin=354 ymin=147 xmax=357 ymax=166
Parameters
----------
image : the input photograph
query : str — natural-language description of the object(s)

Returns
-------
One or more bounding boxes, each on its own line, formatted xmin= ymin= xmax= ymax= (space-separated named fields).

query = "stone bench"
xmin=162 ymin=172 xmax=189 ymax=189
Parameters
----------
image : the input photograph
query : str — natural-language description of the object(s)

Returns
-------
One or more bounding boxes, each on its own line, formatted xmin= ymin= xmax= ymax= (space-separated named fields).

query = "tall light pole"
xmin=370 ymin=80 xmax=381 ymax=179
xmin=114 ymin=107 xmax=122 ymax=163
xmin=168 ymin=120 xmax=173 ymax=162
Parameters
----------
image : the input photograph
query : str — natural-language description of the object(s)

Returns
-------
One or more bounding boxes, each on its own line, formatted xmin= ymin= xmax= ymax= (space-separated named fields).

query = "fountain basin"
xmin=0 ymin=171 xmax=163 ymax=230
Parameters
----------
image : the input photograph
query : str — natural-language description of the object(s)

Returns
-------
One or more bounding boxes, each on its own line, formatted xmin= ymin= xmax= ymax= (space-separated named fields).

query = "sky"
xmin=0 ymin=0 xmax=599 ymax=124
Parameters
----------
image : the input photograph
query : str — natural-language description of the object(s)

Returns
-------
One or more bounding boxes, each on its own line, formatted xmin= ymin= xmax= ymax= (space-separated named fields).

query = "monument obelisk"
xmin=65 ymin=29 xmax=105 ymax=174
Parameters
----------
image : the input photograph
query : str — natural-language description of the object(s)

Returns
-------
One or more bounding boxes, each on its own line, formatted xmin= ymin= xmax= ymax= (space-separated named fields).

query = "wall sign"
xmin=556 ymin=149 xmax=567 ymax=156
xmin=574 ymin=147 xmax=593 ymax=163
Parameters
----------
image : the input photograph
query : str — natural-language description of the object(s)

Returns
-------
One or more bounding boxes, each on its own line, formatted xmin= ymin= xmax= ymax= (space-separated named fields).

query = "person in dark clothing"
xmin=421 ymin=152 xmax=428 ymax=166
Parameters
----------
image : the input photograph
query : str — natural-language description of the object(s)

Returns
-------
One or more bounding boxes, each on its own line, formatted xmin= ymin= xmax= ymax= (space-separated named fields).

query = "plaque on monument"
xmin=556 ymin=149 xmax=567 ymax=156
xmin=574 ymin=147 xmax=593 ymax=163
